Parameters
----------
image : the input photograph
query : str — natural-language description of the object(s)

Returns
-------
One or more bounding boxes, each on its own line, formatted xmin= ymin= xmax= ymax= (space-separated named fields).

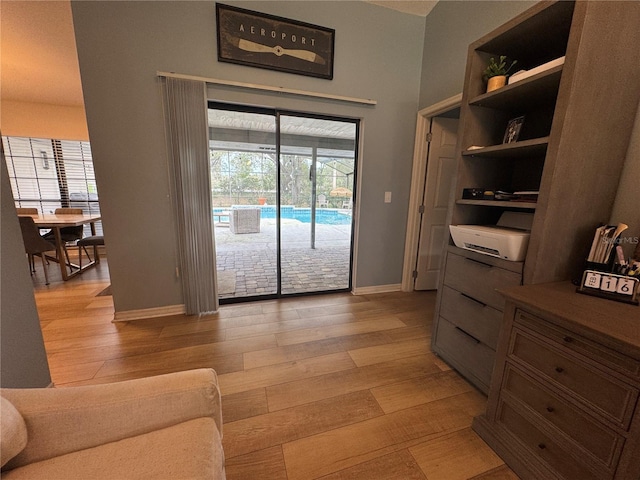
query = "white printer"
xmin=449 ymin=212 xmax=533 ymax=262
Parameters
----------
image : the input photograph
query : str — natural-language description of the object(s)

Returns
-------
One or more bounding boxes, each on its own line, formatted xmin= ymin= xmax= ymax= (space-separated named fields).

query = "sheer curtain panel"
xmin=161 ymin=77 xmax=218 ymax=314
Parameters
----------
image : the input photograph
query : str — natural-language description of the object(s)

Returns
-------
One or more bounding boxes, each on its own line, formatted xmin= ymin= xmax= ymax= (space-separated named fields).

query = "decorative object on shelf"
xmin=483 ymin=55 xmax=517 ymax=92
xmin=216 ymin=3 xmax=335 ymax=79
xmin=503 ymin=116 xmax=525 ymax=143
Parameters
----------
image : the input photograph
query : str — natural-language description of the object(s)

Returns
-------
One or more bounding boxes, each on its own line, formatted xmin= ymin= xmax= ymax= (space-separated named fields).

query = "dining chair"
xmin=16 ymin=208 xmax=38 ymax=215
xmin=77 ymin=235 xmax=104 ymax=268
xmin=18 ymin=216 xmax=57 ymax=285
xmin=43 ymin=208 xmax=84 ymax=267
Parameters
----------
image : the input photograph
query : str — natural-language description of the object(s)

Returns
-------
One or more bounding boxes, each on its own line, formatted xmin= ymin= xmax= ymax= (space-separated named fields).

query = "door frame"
xmin=402 ymin=94 xmax=461 ymax=292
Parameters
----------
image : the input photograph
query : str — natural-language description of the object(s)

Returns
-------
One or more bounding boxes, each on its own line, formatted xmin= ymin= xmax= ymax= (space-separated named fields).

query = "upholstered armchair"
xmin=1 ymin=369 xmax=225 ymax=479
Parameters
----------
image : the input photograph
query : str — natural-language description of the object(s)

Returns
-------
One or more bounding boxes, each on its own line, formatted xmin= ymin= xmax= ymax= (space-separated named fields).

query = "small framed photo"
xmin=503 ymin=116 xmax=525 ymax=143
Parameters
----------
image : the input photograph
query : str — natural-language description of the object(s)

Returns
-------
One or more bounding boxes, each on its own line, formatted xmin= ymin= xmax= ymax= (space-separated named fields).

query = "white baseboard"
xmin=113 ymin=304 xmax=186 ymax=322
xmin=352 ymin=284 xmax=402 ymax=295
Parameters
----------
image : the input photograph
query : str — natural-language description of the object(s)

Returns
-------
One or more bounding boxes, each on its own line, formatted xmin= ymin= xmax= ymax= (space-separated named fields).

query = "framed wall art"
xmin=216 ymin=3 xmax=335 ymax=79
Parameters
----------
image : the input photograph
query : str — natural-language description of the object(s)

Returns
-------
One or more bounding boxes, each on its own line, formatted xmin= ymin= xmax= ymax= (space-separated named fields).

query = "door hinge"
xmin=426 ymin=132 xmax=433 ymax=142
xmin=418 ymin=205 xmax=425 ymax=214
xmin=412 ymin=270 xmax=418 ymax=279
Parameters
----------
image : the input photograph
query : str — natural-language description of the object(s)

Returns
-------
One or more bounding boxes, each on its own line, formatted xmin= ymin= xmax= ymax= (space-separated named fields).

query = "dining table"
xmin=20 ymin=213 xmax=102 ymax=281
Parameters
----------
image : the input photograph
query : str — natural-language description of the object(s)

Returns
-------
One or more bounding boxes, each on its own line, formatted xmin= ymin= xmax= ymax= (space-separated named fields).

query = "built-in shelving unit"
xmin=431 ymin=0 xmax=640 ymax=397
xmin=431 ymin=1 xmax=640 ymax=478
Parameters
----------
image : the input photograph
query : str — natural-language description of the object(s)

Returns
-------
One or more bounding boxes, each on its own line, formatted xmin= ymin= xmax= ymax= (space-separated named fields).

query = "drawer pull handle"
xmin=455 ymin=326 xmax=481 ymax=344
xmin=538 ymin=443 xmax=546 ymax=450
xmin=465 ymin=257 xmax=493 ymax=268
xmin=563 ymin=336 xmax=573 ymax=343
xmin=460 ymin=293 xmax=486 ymax=307
xmin=555 ymin=367 xmax=564 ymax=373
xmin=546 ymin=406 xmax=555 ymax=413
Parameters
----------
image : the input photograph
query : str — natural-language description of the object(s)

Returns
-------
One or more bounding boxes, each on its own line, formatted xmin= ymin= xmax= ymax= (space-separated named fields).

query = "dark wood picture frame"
xmin=503 ymin=115 xmax=525 ymax=143
xmin=216 ymin=3 xmax=335 ymax=80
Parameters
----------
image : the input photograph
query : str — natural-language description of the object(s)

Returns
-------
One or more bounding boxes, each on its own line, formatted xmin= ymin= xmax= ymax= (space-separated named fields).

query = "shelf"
xmin=469 ymin=66 xmax=563 ymax=110
xmin=456 ymin=199 xmax=537 ymax=209
xmin=474 ymin=2 xmax=574 ymax=64
xmin=463 ymin=137 xmax=549 ymax=159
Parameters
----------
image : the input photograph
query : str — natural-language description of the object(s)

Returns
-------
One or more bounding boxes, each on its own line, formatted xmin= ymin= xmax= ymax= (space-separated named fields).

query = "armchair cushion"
xmin=0 ymin=397 xmax=28 ymax=467
xmin=1 ymin=369 xmax=224 ymax=479
xmin=1 ymin=418 xmax=222 ymax=480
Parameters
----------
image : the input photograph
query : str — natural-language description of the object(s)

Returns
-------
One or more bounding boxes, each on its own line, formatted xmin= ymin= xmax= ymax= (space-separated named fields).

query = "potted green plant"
xmin=483 ymin=56 xmax=517 ymax=92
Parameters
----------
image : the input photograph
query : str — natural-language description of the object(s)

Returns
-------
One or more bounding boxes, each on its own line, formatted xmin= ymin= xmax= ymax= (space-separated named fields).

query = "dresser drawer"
xmin=443 ymin=251 xmax=521 ymax=310
xmin=440 ymin=285 xmax=502 ymax=349
xmin=516 ymin=310 xmax=640 ymax=383
xmin=509 ymin=328 xmax=638 ymax=429
xmin=497 ymin=401 xmax=606 ymax=480
xmin=434 ymin=316 xmax=495 ymax=389
xmin=503 ymin=365 xmax=623 ymax=468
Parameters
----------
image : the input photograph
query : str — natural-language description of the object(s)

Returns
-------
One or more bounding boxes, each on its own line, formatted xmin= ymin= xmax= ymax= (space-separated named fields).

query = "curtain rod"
xmin=157 ymin=71 xmax=377 ymax=106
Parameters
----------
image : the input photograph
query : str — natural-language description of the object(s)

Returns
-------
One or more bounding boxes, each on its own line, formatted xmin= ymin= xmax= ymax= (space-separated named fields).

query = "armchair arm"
xmin=2 ymin=369 xmax=221 ymax=470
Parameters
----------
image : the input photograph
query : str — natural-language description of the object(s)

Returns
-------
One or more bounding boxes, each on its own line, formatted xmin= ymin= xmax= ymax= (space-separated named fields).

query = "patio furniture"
xmin=317 ymin=194 xmax=328 ymax=208
xmin=229 ymin=208 xmax=261 ymax=234
xmin=213 ymin=211 xmax=230 ymax=227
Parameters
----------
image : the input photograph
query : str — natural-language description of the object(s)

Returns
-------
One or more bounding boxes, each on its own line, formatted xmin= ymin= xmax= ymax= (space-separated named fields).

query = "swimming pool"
xmin=213 ymin=206 xmax=351 ymax=225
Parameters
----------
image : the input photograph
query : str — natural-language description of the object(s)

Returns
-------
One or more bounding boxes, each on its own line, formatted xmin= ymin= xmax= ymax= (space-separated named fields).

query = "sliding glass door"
xmin=279 ymin=114 xmax=356 ymax=295
xmin=208 ymin=104 xmax=357 ymax=302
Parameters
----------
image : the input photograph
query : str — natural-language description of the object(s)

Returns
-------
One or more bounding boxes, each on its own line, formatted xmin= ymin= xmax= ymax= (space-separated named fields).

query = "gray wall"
xmin=71 ymin=0 xmax=425 ymax=312
xmin=419 ymin=1 xmax=536 ymax=109
xmin=1 ymin=154 xmax=51 ymax=388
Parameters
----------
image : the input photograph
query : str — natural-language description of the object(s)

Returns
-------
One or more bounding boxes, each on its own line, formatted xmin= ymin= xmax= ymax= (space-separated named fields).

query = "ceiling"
xmin=1 ymin=1 xmax=84 ymax=106
xmin=0 ymin=1 xmax=437 ymax=109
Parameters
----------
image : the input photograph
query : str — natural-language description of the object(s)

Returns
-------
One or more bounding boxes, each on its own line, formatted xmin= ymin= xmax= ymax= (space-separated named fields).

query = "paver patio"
xmin=214 ymin=217 xmax=353 ymax=299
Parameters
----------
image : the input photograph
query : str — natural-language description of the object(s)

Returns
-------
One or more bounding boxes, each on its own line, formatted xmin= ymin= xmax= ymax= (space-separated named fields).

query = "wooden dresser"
xmin=473 ymin=282 xmax=640 ymax=479
xmin=433 ymin=245 xmax=522 ymax=393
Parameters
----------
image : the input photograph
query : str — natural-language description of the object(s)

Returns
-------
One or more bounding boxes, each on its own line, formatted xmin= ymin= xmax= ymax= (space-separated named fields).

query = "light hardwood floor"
xmin=32 ymin=258 xmax=520 ymax=479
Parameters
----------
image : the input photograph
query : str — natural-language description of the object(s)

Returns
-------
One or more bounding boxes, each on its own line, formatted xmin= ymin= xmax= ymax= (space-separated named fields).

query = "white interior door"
xmin=414 ymin=116 xmax=458 ymax=290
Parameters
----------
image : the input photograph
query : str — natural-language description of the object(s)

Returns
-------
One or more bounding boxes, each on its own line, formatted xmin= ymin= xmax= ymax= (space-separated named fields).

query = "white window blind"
xmin=3 ymin=136 xmax=102 ymax=235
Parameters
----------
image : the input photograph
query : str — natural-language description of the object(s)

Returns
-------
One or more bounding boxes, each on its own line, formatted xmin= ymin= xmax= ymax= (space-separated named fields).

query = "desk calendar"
xmin=578 ymin=269 xmax=639 ymax=305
